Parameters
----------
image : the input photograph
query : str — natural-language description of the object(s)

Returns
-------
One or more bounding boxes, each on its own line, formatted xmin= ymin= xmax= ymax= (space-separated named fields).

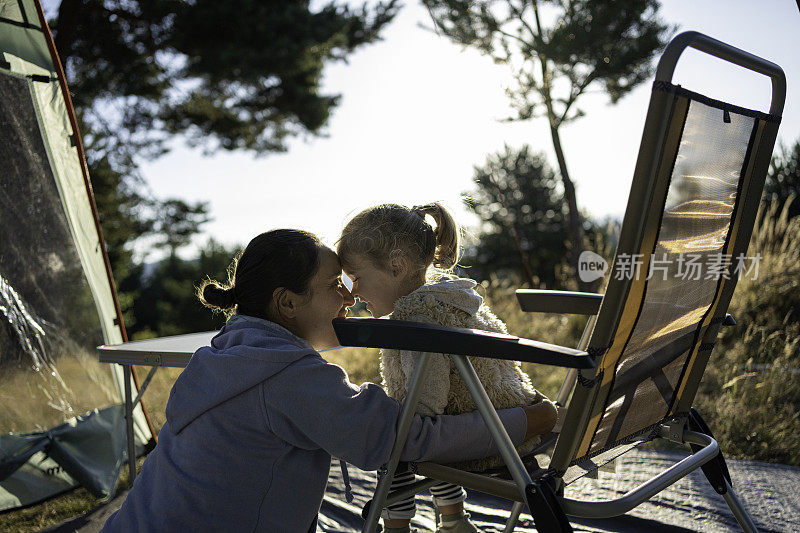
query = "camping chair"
xmin=333 ymin=31 xmax=784 ymax=532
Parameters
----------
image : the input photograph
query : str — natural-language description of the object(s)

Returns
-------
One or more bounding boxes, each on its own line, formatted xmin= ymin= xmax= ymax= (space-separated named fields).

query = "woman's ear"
xmin=272 ymin=287 xmax=297 ymax=321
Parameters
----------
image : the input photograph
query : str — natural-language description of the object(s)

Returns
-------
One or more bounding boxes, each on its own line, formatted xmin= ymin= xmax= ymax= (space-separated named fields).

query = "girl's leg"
xmin=429 ymin=482 xmax=466 ymax=511
xmin=431 ymin=483 xmax=479 ymax=532
xmin=382 ymin=470 xmax=417 ymax=530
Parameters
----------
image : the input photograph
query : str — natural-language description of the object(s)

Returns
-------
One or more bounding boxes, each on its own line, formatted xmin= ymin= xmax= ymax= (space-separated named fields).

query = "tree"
xmin=462 ymin=145 xmax=569 ymax=288
xmin=422 ymin=0 xmax=672 ymax=290
xmin=153 ymin=200 xmax=212 ymax=256
xmin=51 ymin=0 xmax=400 ymax=157
xmin=122 ymin=240 xmax=238 ymax=337
xmin=765 ymin=140 xmax=800 ymax=220
xmin=48 ymin=0 xmax=399 ymax=324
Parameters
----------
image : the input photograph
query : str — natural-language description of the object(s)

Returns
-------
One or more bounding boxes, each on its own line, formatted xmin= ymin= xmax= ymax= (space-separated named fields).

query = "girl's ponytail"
xmin=411 ymin=202 xmax=460 ymax=270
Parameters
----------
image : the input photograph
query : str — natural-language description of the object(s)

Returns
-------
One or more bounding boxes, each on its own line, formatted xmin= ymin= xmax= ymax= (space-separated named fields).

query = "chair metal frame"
xmin=333 ymin=31 xmax=785 ymax=533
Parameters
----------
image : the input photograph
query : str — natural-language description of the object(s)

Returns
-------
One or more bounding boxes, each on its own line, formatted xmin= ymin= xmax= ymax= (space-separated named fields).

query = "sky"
xmin=134 ymin=0 xmax=800 ymax=257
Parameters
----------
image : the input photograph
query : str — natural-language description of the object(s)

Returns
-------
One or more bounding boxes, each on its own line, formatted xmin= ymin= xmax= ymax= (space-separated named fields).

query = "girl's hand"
xmin=523 ymin=401 xmax=559 ymax=440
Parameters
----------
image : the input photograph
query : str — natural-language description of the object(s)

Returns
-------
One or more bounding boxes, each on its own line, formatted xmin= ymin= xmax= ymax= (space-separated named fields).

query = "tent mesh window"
xmin=0 ymin=71 xmax=118 ymax=433
xmin=0 ymin=70 xmax=129 ymax=510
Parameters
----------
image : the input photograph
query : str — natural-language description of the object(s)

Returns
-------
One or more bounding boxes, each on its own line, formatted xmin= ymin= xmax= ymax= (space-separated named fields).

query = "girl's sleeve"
xmin=262 ymin=354 xmax=527 ymax=471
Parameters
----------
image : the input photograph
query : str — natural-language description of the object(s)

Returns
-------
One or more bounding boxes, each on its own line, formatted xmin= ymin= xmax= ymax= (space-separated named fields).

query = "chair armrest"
xmin=332 ymin=317 xmax=595 ymax=369
xmin=516 ymin=289 xmax=603 ymax=315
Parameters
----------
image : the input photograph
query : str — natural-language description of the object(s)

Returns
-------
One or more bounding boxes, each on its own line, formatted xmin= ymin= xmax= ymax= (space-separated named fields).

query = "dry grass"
xmin=0 ymin=351 xmax=119 ymax=434
xmin=695 ymin=197 xmax=800 ymax=465
xmin=132 ymin=365 xmax=186 ymax=434
xmin=0 ymin=456 xmax=146 ymax=533
xmin=0 ymin=487 xmax=97 ymax=533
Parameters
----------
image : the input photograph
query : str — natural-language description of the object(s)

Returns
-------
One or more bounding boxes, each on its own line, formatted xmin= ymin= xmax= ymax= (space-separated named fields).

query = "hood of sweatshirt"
xmin=165 ymin=314 xmax=317 ymax=434
xmin=396 ymin=274 xmax=483 ymax=316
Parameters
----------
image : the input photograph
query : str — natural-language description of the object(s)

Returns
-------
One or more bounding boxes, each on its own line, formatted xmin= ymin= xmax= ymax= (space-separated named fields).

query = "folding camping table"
xmin=97 ymin=332 xmax=217 ymax=481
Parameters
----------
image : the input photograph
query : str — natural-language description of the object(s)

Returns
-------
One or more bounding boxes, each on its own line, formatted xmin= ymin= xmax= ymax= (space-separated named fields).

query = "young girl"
xmin=338 ymin=204 xmax=558 ymax=533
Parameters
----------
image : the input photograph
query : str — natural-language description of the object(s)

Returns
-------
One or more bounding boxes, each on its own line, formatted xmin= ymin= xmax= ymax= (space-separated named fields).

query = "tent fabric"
xmin=0 ymin=405 xmax=134 ymax=503
xmin=0 ymin=1 xmax=51 ymax=71
xmin=0 ymin=1 xmax=151 ymax=512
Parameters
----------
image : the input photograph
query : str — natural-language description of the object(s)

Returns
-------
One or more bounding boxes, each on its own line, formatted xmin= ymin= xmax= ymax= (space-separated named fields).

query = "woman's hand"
xmin=523 ymin=401 xmax=559 ymax=440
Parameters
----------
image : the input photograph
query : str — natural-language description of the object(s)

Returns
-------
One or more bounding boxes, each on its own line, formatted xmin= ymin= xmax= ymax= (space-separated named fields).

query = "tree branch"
xmin=507 ymin=0 xmax=540 ymax=46
xmin=558 ymin=72 xmax=597 ymax=125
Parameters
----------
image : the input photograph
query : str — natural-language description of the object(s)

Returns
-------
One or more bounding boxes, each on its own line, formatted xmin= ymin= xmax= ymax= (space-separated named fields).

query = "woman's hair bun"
xmin=199 ymin=281 xmax=236 ymax=310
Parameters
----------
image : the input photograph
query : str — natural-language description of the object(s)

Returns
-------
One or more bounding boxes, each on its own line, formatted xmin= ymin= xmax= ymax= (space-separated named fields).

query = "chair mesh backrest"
xmin=570 ymin=82 xmax=780 ymax=464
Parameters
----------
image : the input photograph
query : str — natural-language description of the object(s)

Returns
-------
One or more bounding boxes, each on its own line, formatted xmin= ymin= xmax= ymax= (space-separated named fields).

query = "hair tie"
xmin=411 ymin=206 xmax=433 ymax=230
xmin=411 ymin=206 xmax=436 ymax=252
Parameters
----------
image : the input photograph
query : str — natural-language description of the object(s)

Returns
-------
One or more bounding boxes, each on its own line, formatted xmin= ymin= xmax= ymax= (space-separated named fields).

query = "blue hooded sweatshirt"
xmin=102 ymin=315 xmax=527 ymax=532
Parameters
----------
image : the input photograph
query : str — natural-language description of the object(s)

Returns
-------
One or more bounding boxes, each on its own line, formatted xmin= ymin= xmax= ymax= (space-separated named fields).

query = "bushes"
xmin=695 ymin=197 xmax=800 ymax=464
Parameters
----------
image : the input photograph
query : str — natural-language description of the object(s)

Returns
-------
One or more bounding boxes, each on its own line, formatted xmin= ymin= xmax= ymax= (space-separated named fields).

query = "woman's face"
xmin=292 ymin=247 xmax=354 ymax=350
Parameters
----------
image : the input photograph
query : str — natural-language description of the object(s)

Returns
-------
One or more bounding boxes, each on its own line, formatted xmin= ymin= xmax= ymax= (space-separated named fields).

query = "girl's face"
xmin=292 ymin=247 xmax=354 ymax=349
xmin=341 ymin=253 xmax=409 ymax=318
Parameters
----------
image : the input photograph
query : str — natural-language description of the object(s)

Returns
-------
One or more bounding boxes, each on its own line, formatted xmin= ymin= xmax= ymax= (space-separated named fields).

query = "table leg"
xmin=124 ymin=364 xmax=136 ymax=484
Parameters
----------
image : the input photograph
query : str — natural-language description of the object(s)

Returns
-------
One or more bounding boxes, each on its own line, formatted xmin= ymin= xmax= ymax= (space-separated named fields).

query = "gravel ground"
xmin=322 ymin=448 xmax=800 ymax=532
xmin=48 ymin=448 xmax=800 ymax=532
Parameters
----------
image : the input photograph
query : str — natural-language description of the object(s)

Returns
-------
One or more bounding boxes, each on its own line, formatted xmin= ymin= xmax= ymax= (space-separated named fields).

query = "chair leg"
xmin=721 ymin=480 xmax=759 ymax=533
xmin=362 ymin=471 xmax=393 ymax=533
xmin=450 ymin=355 xmax=572 ymax=532
xmin=687 ymin=409 xmax=759 ymax=532
xmin=450 ymin=355 xmax=533 ymax=491
xmin=525 ymin=478 xmax=573 ymax=532
xmin=362 ymin=352 xmax=433 ymax=533
xmin=503 ymin=501 xmax=524 ymax=532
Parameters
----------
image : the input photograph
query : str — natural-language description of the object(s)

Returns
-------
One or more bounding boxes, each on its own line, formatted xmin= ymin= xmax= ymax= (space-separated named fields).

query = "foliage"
xmin=120 ymin=240 xmax=237 ymax=338
xmin=461 ymin=144 xmax=621 ymax=291
xmin=49 ymin=0 xmax=400 ymax=318
xmin=765 ymin=140 xmax=800 ymax=220
xmin=422 ymin=0 xmax=671 ymax=124
xmin=52 ymin=0 xmax=400 ymax=156
xmin=462 ymin=145 xmax=569 ymax=288
xmin=422 ymin=0 xmax=673 ymax=289
xmin=151 ymin=200 xmax=212 ymax=254
xmin=695 ymin=196 xmax=800 ymax=464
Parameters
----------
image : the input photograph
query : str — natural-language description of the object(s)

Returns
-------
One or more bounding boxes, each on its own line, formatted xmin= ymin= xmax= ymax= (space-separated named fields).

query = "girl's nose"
xmin=340 ymin=285 xmax=355 ymax=307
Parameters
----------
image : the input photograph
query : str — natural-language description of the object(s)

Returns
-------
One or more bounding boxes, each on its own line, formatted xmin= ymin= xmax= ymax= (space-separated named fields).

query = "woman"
xmin=102 ymin=229 xmax=551 ymax=532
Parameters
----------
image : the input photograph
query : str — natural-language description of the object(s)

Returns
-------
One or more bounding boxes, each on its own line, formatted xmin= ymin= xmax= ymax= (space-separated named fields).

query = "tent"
xmin=0 ymin=0 xmax=153 ymax=512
